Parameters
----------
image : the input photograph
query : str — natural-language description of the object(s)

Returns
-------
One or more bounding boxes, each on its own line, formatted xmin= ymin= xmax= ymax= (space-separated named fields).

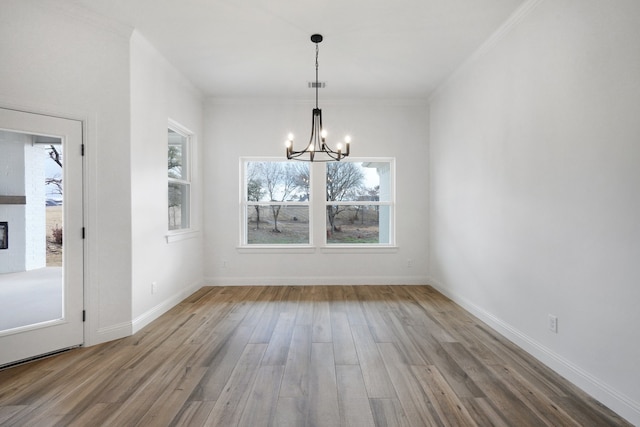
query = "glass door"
xmin=0 ymin=108 xmax=84 ymax=367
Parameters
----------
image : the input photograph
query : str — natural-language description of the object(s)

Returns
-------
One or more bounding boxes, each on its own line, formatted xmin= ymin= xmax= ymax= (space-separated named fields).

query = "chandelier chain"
xmin=315 ymin=43 xmax=319 ymax=109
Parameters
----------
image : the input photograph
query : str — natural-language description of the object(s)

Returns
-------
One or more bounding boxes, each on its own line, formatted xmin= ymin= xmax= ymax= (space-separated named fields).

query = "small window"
xmin=168 ymin=127 xmax=191 ymax=230
xmin=325 ymin=160 xmax=394 ymax=245
xmin=242 ymin=160 xmax=310 ymax=245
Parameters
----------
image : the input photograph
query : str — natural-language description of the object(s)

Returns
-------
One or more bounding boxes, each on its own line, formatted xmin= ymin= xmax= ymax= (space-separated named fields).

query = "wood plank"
xmin=377 ymin=342 xmax=443 ymax=426
xmin=188 ymin=324 xmax=256 ymax=401
xmin=350 ymin=324 xmax=397 ymax=399
xmin=169 ymin=401 xmax=216 ymax=427
xmin=274 ymin=397 xmax=307 ymax=427
xmin=307 ymin=342 xmax=340 ymax=427
xmin=369 ymin=398 xmax=412 ymax=427
xmin=441 ymin=342 xmax=547 ymax=426
xmin=336 ymin=365 xmax=376 ymax=427
xmin=551 ymin=395 xmax=633 ymax=427
xmin=0 ymin=405 xmax=27 ymax=425
xmin=383 ymin=310 xmax=428 ymax=365
xmin=411 ymin=364 xmax=478 ymax=426
xmin=354 ymin=286 xmax=396 ymax=342
xmin=331 ymin=311 xmax=359 ymax=365
xmin=249 ymin=286 xmax=290 ymax=343
xmin=405 ymin=325 xmax=484 ymax=398
xmin=489 ymin=364 xmax=581 ymax=426
xmin=280 ymin=325 xmax=312 ymax=398
xmin=133 ymin=366 xmax=209 ymax=426
xmin=66 ymin=403 xmax=122 ymax=427
xmin=237 ymin=365 xmax=284 ymax=427
xmin=461 ymin=397 xmax=511 ymax=427
xmin=344 ymin=287 xmax=368 ymax=326
xmin=203 ymin=343 xmax=267 ymax=426
xmin=312 ymin=286 xmax=332 ymax=343
xmin=262 ymin=312 xmax=295 ymax=366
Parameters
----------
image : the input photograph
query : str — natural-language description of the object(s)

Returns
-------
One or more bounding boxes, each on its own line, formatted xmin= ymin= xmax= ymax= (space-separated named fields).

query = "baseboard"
xmin=94 ymin=321 xmax=132 ymax=345
xmin=132 ymin=278 xmax=204 ymax=334
xmin=203 ymin=275 xmax=430 ymax=286
xmin=427 ymin=277 xmax=640 ymax=426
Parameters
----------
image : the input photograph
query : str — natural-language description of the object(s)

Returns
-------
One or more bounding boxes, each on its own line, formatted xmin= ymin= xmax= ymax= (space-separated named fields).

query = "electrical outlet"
xmin=407 ymin=259 xmax=413 ymax=268
xmin=222 ymin=260 xmax=228 ymax=268
xmin=152 ymin=281 xmax=157 ymax=294
xmin=548 ymin=314 xmax=558 ymax=333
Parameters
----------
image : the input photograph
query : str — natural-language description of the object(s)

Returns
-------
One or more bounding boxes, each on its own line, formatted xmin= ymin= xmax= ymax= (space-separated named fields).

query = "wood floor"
xmin=0 ymin=285 xmax=631 ymax=426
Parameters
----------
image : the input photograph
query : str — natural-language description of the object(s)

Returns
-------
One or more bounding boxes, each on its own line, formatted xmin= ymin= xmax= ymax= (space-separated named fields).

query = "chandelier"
xmin=285 ymin=34 xmax=351 ymax=162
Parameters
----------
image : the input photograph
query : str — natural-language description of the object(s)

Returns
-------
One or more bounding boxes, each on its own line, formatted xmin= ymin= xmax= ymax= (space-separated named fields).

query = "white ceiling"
xmin=67 ymin=0 xmax=526 ymax=99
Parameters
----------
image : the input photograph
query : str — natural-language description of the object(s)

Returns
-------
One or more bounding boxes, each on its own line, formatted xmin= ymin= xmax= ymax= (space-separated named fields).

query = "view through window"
xmin=242 ymin=159 xmax=394 ymax=246
xmin=168 ymin=128 xmax=191 ymax=230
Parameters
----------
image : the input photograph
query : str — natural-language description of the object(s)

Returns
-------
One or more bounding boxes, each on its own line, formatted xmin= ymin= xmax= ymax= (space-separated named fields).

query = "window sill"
xmin=165 ymin=229 xmax=200 ymax=243
xmin=321 ymin=245 xmax=399 ymax=254
xmin=235 ymin=245 xmax=398 ymax=254
xmin=237 ymin=245 xmax=316 ymax=254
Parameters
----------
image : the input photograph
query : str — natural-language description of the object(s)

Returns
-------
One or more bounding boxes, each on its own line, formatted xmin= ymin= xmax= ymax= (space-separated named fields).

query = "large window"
xmin=168 ymin=127 xmax=191 ymax=231
xmin=241 ymin=158 xmax=394 ymax=247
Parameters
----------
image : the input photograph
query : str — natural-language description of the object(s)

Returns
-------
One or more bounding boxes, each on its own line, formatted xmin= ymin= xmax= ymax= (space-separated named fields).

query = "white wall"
xmin=0 ymin=0 xmax=133 ymax=344
xmin=130 ymin=31 xmax=204 ymax=331
xmin=429 ymin=0 xmax=640 ymax=423
xmin=0 ymin=132 xmax=31 ymax=273
xmin=203 ymin=99 xmax=429 ymax=285
xmin=23 ymin=141 xmax=46 ymax=270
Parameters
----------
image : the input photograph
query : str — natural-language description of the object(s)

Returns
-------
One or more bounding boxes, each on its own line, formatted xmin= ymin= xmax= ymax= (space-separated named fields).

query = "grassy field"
xmin=247 ymin=206 xmax=380 ymax=244
xmin=46 ymin=206 xmax=63 ymax=266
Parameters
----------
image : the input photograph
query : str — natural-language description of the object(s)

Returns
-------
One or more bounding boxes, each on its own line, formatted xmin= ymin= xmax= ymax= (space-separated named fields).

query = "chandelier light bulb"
xmin=345 ymin=135 xmax=351 ymax=144
xmin=321 ymin=129 xmax=328 ymax=139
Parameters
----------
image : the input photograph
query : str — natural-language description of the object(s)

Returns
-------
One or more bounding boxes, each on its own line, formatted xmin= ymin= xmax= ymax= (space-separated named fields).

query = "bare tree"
xmin=293 ymin=163 xmax=310 ymax=201
xmin=326 ymin=162 xmax=364 ymax=232
xmin=259 ymin=162 xmax=302 ymax=232
xmin=45 ymin=145 xmax=63 ymax=197
xmin=48 ymin=144 xmax=62 ymax=167
xmin=247 ymin=163 xmax=266 ymax=229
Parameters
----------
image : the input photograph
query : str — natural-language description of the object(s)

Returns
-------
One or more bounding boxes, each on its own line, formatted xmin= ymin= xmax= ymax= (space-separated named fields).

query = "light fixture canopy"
xmin=285 ymin=34 xmax=351 ymax=162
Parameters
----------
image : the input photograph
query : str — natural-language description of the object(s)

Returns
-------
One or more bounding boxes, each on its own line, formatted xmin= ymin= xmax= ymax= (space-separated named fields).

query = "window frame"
xmin=240 ymin=157 xmax=313 ymax=248
xmin=238 ymin=156 xmax=396 ymax=251
xmin=167 ymin=120 xmax=193 ymax=238
xmin=323 ymin=158 xmax=396 ymax=248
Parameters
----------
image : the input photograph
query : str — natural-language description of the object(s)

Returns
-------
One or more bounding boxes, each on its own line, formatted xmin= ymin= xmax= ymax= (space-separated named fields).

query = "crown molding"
xmin=429 ymin=0 xmax=545 ymax=102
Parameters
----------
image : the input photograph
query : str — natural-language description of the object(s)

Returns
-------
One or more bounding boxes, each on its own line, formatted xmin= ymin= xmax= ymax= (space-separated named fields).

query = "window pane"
xmin=246 ymin=161 xmax=309 ymax=202
xmin=168 ymin=129 xmax=188 ymax=180
xmin=326 ymin=162 xmax=390 ymax=203
xmin=326 ymin=205 xmax=390 ymax=244
xmin=168 ymin=182 xmax=189 ymax=230
xmin=247 ymin=205 xmax=309 ymax=244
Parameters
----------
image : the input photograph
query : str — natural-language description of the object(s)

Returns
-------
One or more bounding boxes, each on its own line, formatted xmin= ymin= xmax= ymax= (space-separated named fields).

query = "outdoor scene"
xmin=168 ymin=129 xmax=189 ymax=230
xmin=246 ymin=161 xmax=382 ymax=244
xmin=45 ymin=144 xmax=63 ymax=266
